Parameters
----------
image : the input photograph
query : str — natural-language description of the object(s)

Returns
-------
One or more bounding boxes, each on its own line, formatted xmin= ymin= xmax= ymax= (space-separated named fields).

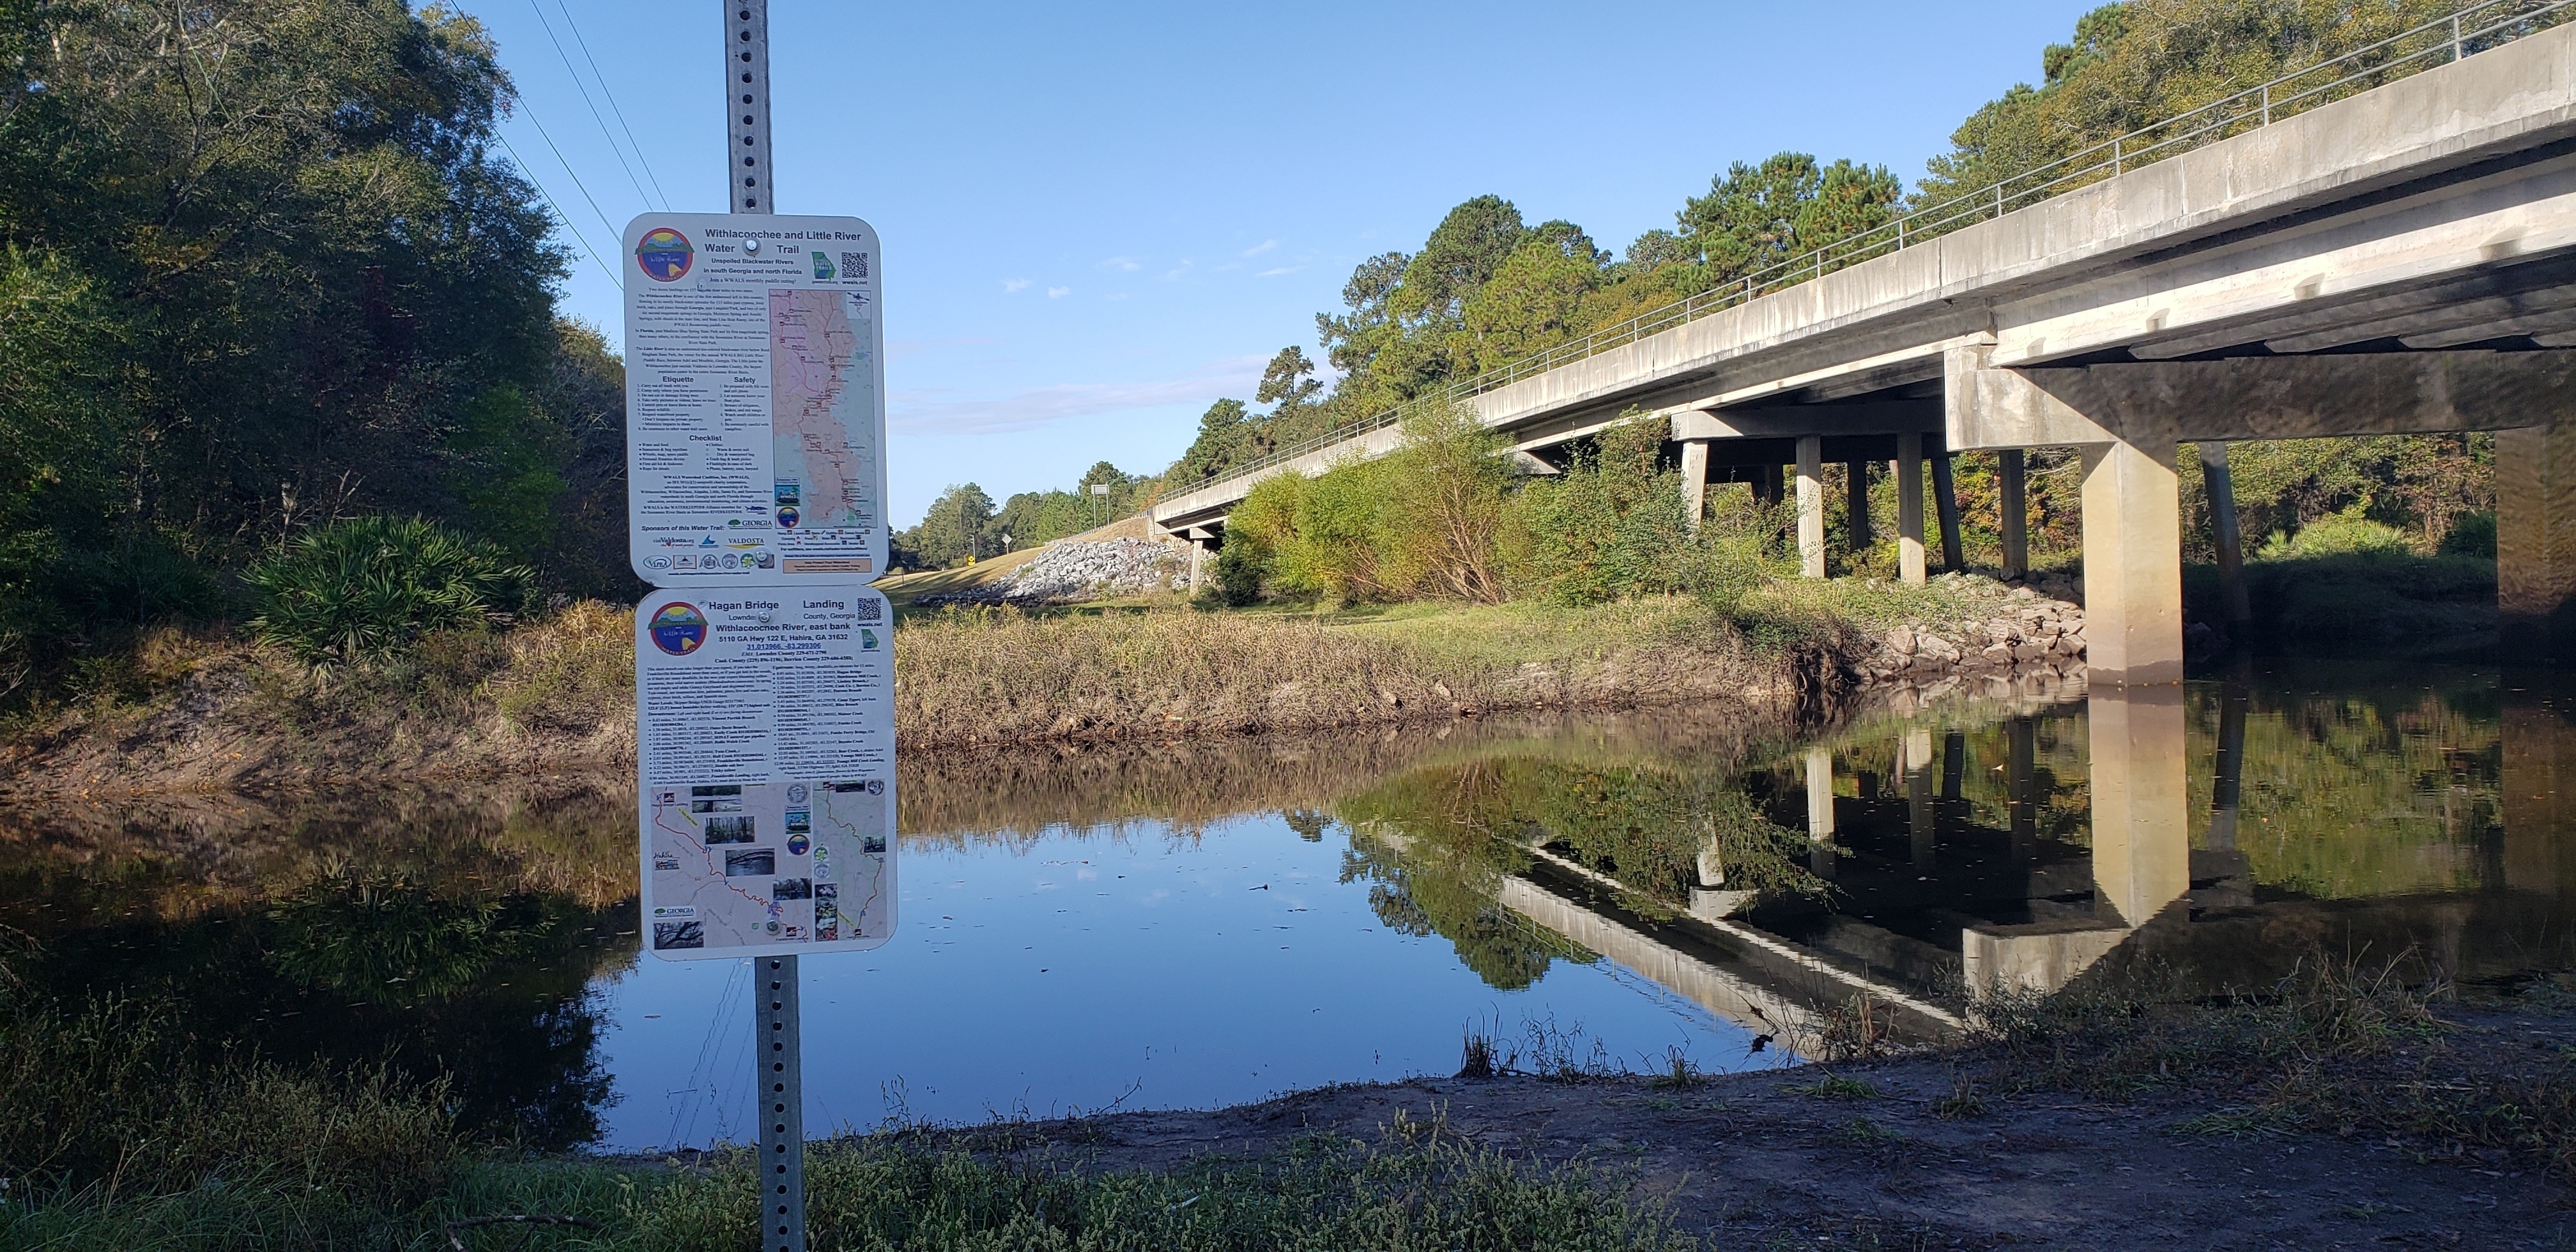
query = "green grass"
xmin=1 ymin=1134 xmax=1700 ymax=1252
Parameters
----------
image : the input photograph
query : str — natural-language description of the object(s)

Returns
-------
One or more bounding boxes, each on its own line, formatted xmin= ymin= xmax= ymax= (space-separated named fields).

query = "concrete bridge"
xmin=1153 ymin=15 xmax=2576 ymax=683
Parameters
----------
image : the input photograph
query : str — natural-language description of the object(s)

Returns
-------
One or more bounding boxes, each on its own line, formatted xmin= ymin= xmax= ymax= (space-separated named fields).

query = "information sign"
xmin=622 ymin=213 xmax=887 ymax=583
xmin=634 ymin=584 xmax=897 ymax=959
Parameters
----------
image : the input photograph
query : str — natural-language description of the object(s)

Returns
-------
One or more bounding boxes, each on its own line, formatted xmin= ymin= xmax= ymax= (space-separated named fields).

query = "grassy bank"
xmin=8 ymin=950 xmax=2573 ymax=1249
xmin=0 ymin=576 xmax=2049 ymax=795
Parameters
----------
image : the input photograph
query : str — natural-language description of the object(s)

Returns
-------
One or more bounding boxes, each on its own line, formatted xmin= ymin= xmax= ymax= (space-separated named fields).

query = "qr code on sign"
xmin=839 ymin=251 xmax=870 ymax=280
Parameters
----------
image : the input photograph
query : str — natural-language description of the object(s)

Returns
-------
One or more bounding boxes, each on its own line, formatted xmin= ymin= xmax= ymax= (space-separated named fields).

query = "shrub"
xmin=1506 ymin=415 xmax=1764 ymax=606
xmin=2439 ymin=508 xmax=2497 ymax=558
xmin=2257 ymin=508 xmax=2413 ymax=560
xmin=244 ymin=515 xmax=536 ymax=666
xmin=1206 ymin=531 xmax=1267 ymax=606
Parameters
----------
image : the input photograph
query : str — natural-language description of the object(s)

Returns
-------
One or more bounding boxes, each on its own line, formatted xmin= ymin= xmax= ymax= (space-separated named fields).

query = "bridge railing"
xmin=1162 ymin=0 xmax=2575 ymax=508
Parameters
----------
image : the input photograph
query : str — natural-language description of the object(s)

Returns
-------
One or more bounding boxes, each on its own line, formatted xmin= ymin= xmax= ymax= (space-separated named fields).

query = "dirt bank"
xmin=847 ymin=996 xmax=2575 ymax=1249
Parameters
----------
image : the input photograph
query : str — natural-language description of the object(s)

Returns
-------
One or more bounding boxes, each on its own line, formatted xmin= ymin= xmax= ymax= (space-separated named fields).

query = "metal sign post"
xmin=732 ymin=7 xmax=801 ymax=1251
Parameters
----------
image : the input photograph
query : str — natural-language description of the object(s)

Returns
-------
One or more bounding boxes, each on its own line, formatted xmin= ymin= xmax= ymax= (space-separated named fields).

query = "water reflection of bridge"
xmin=1490 ymin=677 xmax=2576 ymax=1048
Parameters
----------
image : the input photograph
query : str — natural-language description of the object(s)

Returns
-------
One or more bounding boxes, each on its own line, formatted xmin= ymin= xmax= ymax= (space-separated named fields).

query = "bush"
xmin=2440 ymin=508 xmax=2497 ymax=558
xmin=1206 ymin=531 xmax=1266 ymax=606
xmin=2256 ymin=509 xmax=2413 ymax=560
xmin=1505 ymin=415 xmax=1770 ymax=607
xmin=244 ymin=515 xmax=535 ymax=666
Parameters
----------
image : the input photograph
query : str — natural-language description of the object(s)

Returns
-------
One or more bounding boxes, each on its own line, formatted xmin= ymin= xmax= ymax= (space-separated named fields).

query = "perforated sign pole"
xmin=726 ymin=4 xmax=804 ymax=1251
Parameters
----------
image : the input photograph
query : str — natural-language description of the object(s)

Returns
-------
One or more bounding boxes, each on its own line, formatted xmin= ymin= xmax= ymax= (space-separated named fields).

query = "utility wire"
xmin=527 ymin=0 xmax=664 ymax=213
xmin=553 ymin=0 xmax=671 ymax=211
xmin=515 ymin=93 xmax=626 ymax=251
xmin=496 ymin=129 xmax=619 ymax=286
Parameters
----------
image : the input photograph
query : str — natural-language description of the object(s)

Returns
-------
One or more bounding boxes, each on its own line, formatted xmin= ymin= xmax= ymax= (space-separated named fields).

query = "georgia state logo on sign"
xmin=647 ymin=602 xmax=708 ymax=655
xmin=635 ymin=227 xmax=693 ymax=282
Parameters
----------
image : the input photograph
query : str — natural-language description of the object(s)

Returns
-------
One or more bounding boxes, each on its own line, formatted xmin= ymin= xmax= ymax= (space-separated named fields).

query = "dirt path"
xmin=921 ymin=1019 xmax=2574 ymax=1249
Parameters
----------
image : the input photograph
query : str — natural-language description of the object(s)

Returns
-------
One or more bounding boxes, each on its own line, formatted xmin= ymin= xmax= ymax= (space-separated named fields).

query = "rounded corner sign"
xmin=622 ymin=212 xmax=887 ymax=587
xmin=633 ymin=583 xmax=898 ymax=959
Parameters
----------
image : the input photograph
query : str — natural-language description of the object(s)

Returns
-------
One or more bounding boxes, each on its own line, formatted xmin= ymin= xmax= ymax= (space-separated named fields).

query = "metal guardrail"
xmin=1164 ymin=0 xmax=2574 ymax=506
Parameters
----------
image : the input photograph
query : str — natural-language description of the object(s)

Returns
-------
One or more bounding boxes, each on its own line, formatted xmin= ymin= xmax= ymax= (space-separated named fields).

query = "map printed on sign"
xmin=623 ymin=213 xmax=887 ymax=583
xmin=634 ymin=584 xmax=896 ymax=959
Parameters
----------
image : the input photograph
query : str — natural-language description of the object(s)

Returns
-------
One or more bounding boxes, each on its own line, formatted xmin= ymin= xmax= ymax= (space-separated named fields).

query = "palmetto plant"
xmin=244 ymin=515 xmax=536 ymax=666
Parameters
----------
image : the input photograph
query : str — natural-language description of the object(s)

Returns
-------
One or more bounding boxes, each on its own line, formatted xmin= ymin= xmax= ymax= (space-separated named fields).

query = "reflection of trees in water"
xmin=0 ymin=782 xmax=636 ymax=1150
xmin=1333 ymin=756 xmax=1825 ymax=990
xmin=2202 ymin=666 xmax=2503 ymax=899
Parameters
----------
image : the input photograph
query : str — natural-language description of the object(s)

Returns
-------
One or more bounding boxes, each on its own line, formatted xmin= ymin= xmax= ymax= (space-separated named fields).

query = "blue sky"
xmin=460 ymin=1 xmax=2095 ymax=527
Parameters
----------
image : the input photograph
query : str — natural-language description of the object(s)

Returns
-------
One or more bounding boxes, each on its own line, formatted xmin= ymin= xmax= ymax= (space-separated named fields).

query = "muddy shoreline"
xmin=717 ymin=1000 xmax=2572 ymax=1249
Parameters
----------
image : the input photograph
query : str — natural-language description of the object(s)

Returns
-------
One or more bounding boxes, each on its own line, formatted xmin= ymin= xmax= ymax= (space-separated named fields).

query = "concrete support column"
xmin=1998 ymin=449 xmax=2029 ymax=581
xmin=1796 ymin=435 xmax=1825 ymax=578
xmin=2503 ymin=674 xmax=2576 ymax=894
xmin=2499 ymin=423 xmax=2576 ymax=657
xmin=1680 ymin=439 xmax=1710 ymax=537
xmin=1188 ymin=539 xmax=1207 ymax=592
xmin=2198 ymin=443 xmax=2252 ymax=625
xmin=1805 ymin=746 xmax=1837 ymax=878
xmin=1905 ymin=728 xmax=1935 ymax=871
xmin=2078 ymin=438 xmax=2185 ymax=684
xmin=1930 ymin=448 xmax=1965 ymax=572
xmin=2085 ymin=685 xmax=2191 ymax=928
xmin=2005 ymin=715 xmax=2036 ymax=867
xmin=1896 ymin=432 xmax=1926 ymax=585
xmin=1846 ymin=461 xmax=1873 ymax=551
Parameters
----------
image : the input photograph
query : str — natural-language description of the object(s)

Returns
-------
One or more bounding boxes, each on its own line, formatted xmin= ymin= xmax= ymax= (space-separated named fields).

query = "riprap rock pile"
xmin=917 ymin=538 xmax=1182 ymax=606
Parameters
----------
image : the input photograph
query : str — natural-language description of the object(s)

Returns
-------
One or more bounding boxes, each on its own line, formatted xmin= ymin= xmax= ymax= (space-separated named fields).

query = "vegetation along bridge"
xmin=1151 ymin=5 xmax=2576 ymax=684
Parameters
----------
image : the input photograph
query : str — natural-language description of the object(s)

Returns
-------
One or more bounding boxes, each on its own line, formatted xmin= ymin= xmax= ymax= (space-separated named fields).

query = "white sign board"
xmin=634 ymin=584 xmax=896 ymax=959
xmin=622 ymin=213 xmax=887 ymax=583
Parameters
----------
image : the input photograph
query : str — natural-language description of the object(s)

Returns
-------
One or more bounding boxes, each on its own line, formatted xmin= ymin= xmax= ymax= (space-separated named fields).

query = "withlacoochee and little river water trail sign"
xmin=623 ymin=213 xmax=888 ymax=585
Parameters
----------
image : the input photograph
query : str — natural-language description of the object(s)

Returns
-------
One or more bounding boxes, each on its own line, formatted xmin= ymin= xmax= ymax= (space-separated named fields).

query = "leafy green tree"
xmin=1678 ymin=153 xmax=1903 ymax=286
xmin=898 ymin=484 xmax=997 ymax=570
xmin=1456 ymin=225 xmax=1608 ymax=376
xmin=0 ymin=0 xmax=566 ymax=694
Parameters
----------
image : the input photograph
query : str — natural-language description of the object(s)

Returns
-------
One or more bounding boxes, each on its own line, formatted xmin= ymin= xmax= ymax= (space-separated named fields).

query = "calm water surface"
xmin=7 ymin=659 xmax=2570 ymax=1152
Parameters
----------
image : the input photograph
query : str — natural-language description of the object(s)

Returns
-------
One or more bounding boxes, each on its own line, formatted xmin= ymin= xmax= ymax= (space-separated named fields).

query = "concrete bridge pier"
xmin=1805 ymin=746 xmax=1837 ymax=878
xmin=1847 ymin=461 xmax=1873 ymax=551
xmin=1896 ymin=434 xmax=1927 ymax=584
xmin=1679 ymin=439 xmax=1710 ymax=535
xmin=1998 ymin=450 xmax=2028 ymax=581
xmin=2500 ymin=422 xmax=2576 ymax=658
xmin=1797 ymin=436 xmax=1826 ymax=577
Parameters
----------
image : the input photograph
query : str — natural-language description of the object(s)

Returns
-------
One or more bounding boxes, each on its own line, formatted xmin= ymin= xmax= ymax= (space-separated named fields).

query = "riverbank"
xmin=0 ymin=577 xmax=2079 ymax=797
xmin=5 ymin=959 xmax=2568 ymax=1249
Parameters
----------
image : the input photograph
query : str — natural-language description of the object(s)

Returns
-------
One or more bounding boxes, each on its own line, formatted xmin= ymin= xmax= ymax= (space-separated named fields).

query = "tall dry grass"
xmin=891 ymin=604 xmax=1804 ymax=750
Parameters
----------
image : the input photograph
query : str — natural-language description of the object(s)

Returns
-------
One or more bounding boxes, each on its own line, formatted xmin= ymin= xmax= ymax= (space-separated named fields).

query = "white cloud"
xmin=1002 ymin=278 xmax=1031 ymax=293
xmin=1255 ymin=266 xmax=1296 ymax=278
xmin=1100 ymin=256 xmax=1141 ymax=272
xmin=1047 ymin=286 xmax=1071 ymax=298
xmin=893 ymin=355 xmax=1268 ymax=436
xmin=1241 ymin=239 xmax=1278 ymax=257
xmin=1163 ymin=259 xmax=1194 ymax=280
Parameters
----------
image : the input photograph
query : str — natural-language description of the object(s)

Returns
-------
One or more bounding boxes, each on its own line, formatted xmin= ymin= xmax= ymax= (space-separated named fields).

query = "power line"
xmin=553 ymin=0 xmax=671 ymax=211
xmin=527 ymin=0 xmax=664 ymax=213
xmin=515 ymin=93 xmax=626 ymax=250
xmin=496 ymin=129 xmax=620 ymax=286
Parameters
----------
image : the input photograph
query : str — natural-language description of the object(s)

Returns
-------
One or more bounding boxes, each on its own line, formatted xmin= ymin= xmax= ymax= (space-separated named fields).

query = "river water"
xmin=6 ymin=659 xmax=2568 ymax=1153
